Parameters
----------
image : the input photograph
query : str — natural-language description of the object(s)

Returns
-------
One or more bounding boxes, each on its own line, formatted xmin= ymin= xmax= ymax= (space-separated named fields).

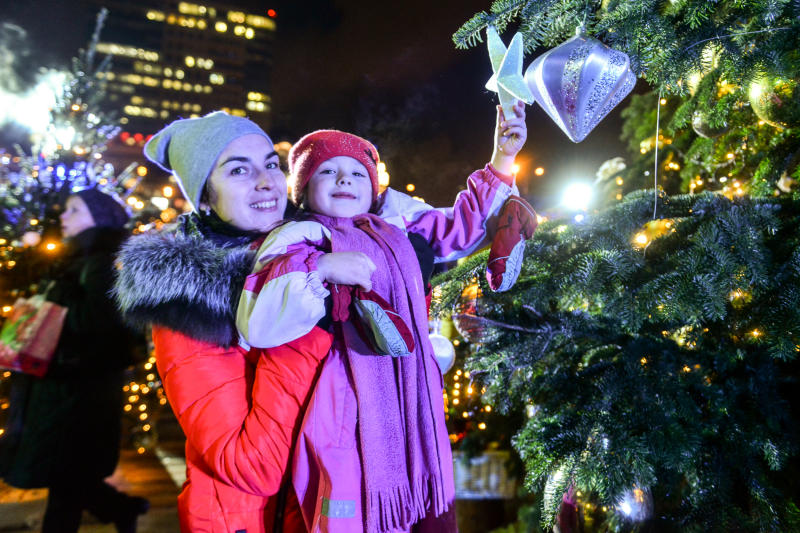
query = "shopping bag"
xmin=0 ymin=295 xmax=67 ymax=377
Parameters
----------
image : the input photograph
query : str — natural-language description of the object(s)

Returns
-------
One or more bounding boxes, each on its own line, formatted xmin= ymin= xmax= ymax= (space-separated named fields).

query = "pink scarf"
xmin=313 ymin=213 xmax=456 ymax=532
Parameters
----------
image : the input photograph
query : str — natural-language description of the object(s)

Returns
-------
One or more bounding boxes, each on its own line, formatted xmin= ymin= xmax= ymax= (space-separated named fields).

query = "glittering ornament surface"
xmin=485 ymin=26 xmax=534 ymax=119
xmin=524 ymin=29 xmax=636 ymax=143
xmin=691 ymin=110 xmax=729 ymax=138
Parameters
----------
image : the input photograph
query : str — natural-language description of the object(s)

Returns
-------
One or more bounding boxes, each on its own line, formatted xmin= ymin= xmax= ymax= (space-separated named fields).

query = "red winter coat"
xmin=153 ymin=325 xmax=332 ymax=532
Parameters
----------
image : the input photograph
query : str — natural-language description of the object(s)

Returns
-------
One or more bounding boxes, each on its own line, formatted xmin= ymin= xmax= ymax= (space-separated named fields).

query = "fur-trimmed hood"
xmin=113 ymin=215 xmax=257 ymax=347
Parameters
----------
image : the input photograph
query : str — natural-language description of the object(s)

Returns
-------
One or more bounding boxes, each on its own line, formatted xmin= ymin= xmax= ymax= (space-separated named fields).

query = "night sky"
xmin=3 ymin=0 xmax=632 ymax=209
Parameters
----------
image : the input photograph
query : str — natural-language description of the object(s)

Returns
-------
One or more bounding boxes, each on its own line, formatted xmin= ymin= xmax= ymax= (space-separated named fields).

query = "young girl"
xmin=237 ymin=103 xmax=527 ymax=533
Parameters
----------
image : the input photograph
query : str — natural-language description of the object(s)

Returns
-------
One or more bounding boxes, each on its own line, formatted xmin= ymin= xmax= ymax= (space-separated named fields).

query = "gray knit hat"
xmin=144 ymin=111 xmax=272 ymax=210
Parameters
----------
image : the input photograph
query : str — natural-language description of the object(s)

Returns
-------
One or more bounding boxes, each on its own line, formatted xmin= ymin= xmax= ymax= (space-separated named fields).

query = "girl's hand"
xmin=318 ymin=252 xmax=376 ymax=291
xmin=491 ymin=101 xmax=527 ymax=176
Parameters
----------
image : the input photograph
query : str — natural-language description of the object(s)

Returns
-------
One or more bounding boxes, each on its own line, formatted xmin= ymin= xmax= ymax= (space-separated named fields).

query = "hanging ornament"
xmin=616 ymin=485 xmax=654 ymax=522
xmin=429 ymin=332 xmax=456 ymax=374
xmin=691 ymin=110 xmax=729 ymax=138
xmin=452 ymin=282 xmax=497 ymax=344
xmin=524 ymin=27 xmax=636 ymax=143
xmin=748 ymin=74 xmax=800 ymax=128
xmin=485 ymin=26 xmax=535 ymax=119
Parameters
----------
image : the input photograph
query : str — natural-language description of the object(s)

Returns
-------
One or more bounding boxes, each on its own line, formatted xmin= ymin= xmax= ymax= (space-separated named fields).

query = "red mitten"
xmin=486 ymin=195 xmax=538 ymax=292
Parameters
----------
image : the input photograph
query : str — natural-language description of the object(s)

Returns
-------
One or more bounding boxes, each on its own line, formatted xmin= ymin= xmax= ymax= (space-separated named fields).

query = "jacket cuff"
xmin=486 ymin=163 xmax=515 ymax=187
xmin=306 ymin=270 xmax=330 ymax=299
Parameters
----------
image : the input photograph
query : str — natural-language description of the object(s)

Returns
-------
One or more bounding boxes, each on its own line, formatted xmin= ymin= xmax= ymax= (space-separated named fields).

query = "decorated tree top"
xmin=0 ymin=9 xmax=136 ymax=251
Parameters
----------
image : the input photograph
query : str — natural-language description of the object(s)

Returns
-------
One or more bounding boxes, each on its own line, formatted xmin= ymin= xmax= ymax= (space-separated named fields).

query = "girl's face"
xmin=203 ymin=134 xmax=288 ymax=232
xmin=60 ymin=195 xmax=96 ymax=238
xmin=306 ymin=156 xmax=373 ymax=218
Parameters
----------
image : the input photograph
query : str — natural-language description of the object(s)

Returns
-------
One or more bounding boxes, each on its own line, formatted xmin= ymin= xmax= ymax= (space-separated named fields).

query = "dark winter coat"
xmin=113 ymin=212 xmax=330 ymax=532
xmin=0 ymin=227 xmax=140 ymax=488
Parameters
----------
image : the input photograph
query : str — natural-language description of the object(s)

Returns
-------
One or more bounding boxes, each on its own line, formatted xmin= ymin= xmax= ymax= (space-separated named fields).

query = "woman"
xmin=114 ymin=112 xmax=375 ymax=532
xmin=0 ymin=189 xmax=149 ymax=533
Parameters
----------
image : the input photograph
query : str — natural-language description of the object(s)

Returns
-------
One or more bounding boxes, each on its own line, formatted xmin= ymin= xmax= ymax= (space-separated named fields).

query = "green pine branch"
xmin=433 ymin=191 xmax=800 ymax=530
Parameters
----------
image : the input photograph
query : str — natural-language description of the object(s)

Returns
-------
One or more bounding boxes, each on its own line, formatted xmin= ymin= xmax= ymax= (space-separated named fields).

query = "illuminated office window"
xmin=215 ymin=21 xmax=227 ymax=32
xmin=96 ymin=43 xmax=159 ymax=62
xmin=234 ymin=25 xmax=246 ymax=36
xmin=185 ymin=56 xmax=195 ymax=67
xmin=209 ymin=73 xmax=224 ymax=85
xmin=228 ymin=11 xmax=245 ymax=23
xmin=146 ymin=10 xmax=165 ymax=21
xmin=246 ymin=101 xmax=267 ymax=112
xmin=246 ymin=14 xmax=275 ymax=30
xmin=179 ymin=2 xmax=204 ymax=15
xmin=247 ymin=91 xmax=270 ymax=102
xmin=245 ymin=28 xmax=255 ymax=39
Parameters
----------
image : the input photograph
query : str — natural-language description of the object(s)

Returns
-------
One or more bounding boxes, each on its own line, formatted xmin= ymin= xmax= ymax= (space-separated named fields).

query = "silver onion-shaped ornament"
xmin=524 ymin=28 xmax=636 ymax=143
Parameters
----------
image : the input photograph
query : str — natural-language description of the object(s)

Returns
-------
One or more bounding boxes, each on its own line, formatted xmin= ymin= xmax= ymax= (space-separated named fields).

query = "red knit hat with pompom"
xmin=289 ymin=130 xmax=380 ymax=204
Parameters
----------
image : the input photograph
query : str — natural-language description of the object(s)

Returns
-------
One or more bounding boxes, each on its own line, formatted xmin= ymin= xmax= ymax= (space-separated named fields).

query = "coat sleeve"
xmin=236 ymin=222 xmax=331 ymax=349
xmin=376 ymin=164 xmax=517 ymax=263
xmin=153 ymin=325 xmax=332 ymax=496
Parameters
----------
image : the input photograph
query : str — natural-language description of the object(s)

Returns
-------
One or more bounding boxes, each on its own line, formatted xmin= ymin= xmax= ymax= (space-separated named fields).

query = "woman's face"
xmin=203 ymin=134 xmax=288 ymax=232
xmin=60 ymin=195 xmax=96 ymax=238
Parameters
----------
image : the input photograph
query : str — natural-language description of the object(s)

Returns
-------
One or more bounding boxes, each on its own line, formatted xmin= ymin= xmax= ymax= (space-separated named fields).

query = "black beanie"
xmin=74 ymin=189 xmax=130 ymax=230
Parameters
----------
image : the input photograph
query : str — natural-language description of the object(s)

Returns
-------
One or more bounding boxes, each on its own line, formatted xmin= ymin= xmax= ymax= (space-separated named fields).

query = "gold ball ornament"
xmin=748 ymin=75 xmax=800 ymax=128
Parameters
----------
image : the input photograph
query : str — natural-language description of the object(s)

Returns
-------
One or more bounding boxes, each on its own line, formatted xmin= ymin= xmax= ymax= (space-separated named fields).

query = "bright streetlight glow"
xmin=561 ymin=182 xmax=593 ymax=211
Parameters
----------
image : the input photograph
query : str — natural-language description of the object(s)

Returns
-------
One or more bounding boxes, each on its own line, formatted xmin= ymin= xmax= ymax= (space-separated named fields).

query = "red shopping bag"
xmin=0 ymin=295 xmax=67 ymax=377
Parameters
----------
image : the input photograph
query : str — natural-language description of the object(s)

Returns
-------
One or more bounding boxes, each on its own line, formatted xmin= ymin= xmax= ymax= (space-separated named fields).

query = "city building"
xmin=83 ymin=0 xmax=275 ymax=135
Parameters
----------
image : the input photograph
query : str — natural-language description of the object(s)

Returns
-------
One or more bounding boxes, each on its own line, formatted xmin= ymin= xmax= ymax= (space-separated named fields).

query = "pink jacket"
xmin=237 ymin=165 xmax=515 ymax=349
xmin=236 ymin=165 xmax=514 ymax=532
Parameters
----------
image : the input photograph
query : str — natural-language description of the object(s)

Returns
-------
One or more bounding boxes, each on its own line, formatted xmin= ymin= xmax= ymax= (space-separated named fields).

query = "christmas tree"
xmin=0 ymin=10 xmax=169 ymax=454
xmin=435 ymin=1 xmax=800 ymax=530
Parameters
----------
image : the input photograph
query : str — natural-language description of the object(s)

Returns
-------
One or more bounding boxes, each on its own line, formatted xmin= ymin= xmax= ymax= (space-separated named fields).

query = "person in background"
xmin=0 ymin=188 xmax=149 ymax=533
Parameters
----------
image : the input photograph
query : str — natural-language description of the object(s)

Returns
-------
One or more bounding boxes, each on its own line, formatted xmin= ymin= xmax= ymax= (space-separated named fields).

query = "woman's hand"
xmin=318 ymin=252 xmax=376 ymax=291
xmin=491 ymin=101 xmax=528 ymax=176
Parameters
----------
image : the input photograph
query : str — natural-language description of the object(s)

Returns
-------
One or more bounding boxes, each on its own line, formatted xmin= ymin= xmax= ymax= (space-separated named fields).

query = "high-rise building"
xmin=84 ymin=0 xmax=275 ymax=135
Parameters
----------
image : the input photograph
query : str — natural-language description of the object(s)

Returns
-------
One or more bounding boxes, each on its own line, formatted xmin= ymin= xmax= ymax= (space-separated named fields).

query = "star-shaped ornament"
xmin=485 ymin=26 xmax=534 ymax=119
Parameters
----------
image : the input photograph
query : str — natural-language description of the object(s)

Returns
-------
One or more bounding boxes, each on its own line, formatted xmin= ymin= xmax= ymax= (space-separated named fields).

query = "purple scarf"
xmin=312 ymin=213 xmax=456 ymax=532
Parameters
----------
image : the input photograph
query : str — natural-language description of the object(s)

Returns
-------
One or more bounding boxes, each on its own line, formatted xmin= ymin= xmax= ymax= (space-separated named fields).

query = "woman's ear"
xmin=198 ymin=183 xmax=214 ymax=215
